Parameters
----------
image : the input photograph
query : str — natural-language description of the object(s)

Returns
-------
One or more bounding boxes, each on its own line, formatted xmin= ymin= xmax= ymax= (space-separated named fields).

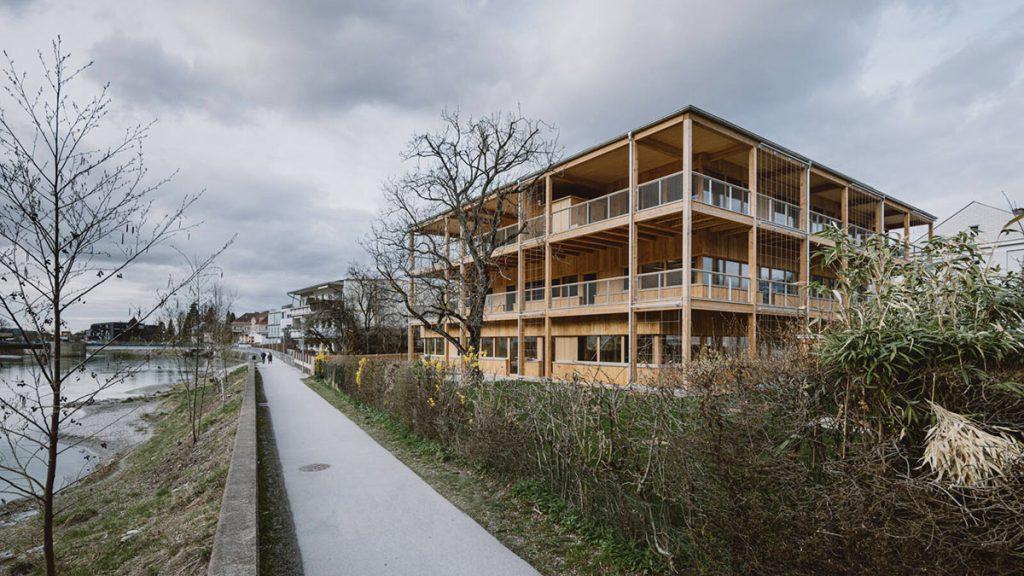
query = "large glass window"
xmin=637 ymin=335 xmax=655 ymax=364
xmin=552 ymin=275 xmax=578 ymax=298
xmin=481 ymin=337 xmax=495 ymax=358
xmin=524 ymin=280 xmax=544 ymax=302
xmin=523 ymin=337 xmax=540 ymax=361
xmin=495 ymin=336 xmax=509 ymax=358
xmin=578 ymin=336 xmax=599 ymax=362
xmin=662 ymin=335 xmax=683 ymax=364
xmin=600 ymin=336 xmax=624 ymax=364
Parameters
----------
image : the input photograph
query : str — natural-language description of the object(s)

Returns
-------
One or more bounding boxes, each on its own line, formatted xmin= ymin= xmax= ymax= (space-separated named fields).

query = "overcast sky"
xmin=1 ymin=0 xmax=1022 ymax=330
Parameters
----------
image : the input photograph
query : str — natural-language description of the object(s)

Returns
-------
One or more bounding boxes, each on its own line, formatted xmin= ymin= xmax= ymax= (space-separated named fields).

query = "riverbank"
xmin=0 ymin=368 xmax=247 ymax=575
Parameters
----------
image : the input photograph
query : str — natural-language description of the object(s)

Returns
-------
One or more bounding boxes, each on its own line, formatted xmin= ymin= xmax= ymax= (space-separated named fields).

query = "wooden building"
xmin=409 ymin=106 xmax=936 ymax=385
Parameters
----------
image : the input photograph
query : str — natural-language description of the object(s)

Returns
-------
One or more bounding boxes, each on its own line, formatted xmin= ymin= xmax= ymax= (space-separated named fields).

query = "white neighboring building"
xmin=931 ymin=201 xmax=1024 ymax=273
xmin=266 ymin=306 xmax=289 ymax=345
xmin=288 ymin=280 xmax=346 ymax=351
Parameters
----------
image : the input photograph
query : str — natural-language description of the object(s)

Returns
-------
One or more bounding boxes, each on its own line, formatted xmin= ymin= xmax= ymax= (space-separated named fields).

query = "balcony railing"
xmin=848 ymin=223 xmax=875 ymax=245
xmin=550 ymin=275 xmax=629 ymax=309
xmin=637 ymin=171 xmax=685 ymax=210
xmin=691 ymin=270 xmax=751 ymax=303
xmin=483 ymin=290 xmax=517 ymax=314
xmin=757 ymin=196 xmax=802 ymax=230
xmin=636 ymin=268 xmax=684 ymax=303
xmin=758 ymin=280 xmax=804 ymax=309
xmin=884 ymin=234 xmax=907 ymax=257
xmin=552 ymin=188 xmax=629 ymax=233
xmin=692 ymin=172 xmax=751 ymax=215
xmin=809 ymin=293 xmax=836 ymax=314
xmin=523 ymin=215 xmax=545 ymax=240
xmin=810 ymin=211 xmax=841 ymax=235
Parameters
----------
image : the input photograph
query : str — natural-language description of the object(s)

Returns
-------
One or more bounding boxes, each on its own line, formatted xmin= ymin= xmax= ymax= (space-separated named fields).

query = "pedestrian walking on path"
xmin=259 ymin=360 xmax=539 ymax=576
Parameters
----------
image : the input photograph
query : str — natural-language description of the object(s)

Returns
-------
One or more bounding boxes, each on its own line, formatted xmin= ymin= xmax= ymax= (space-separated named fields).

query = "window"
xmin=495 ymin=337 xmax=509 ymax=358
xmin=600 ymin=336 xmax=625 ymax=364
xmin=552 ymin=275 xmax=578 ymax=298
xmin=578 ymin=336 xmax=599 ymax=362
xmin=637 ymin=335 xmax=655 ymax=364
xmin=661 ymin=335 xmax=683 ymax=364
xmin=693 ymin=256 xmax=748 ymax=286
xmin=622 ymin=267 xmax=630 ymax=290
xmin=523 ymin=337 xmax=541 ymax=361
xmin=481 ymin=337 xmax=495 ymax=358
xmin=524 ymin=280 xmax=544 ymax=302
xmin=759 ymin=267 xmax=798 ymax=296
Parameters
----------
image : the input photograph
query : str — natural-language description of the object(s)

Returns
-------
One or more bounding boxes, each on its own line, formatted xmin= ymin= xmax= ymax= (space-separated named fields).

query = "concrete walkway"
xmin=258 ymin=360 xmax=540 ymax=576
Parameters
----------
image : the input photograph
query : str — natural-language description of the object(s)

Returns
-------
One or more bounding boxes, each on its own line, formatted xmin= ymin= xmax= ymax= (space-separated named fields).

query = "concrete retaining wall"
xmin=208 ymin=362 xmax=258 ymax=576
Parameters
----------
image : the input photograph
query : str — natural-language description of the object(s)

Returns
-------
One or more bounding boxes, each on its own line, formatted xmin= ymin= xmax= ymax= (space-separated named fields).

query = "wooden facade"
xmin=409 ymin=106 xmax=936 ymax=385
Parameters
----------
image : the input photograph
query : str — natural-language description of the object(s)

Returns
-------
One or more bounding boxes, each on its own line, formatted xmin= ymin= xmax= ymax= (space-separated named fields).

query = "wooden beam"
xmin=637 ymin=138 xmax=682 ymax=158
xmin=682 ymin=118 xmax=693 ymax=363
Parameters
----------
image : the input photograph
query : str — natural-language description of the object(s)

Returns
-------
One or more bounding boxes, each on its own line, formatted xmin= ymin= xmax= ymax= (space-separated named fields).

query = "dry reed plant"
xmin=923 ymin=402 xmax=1023 ymax=486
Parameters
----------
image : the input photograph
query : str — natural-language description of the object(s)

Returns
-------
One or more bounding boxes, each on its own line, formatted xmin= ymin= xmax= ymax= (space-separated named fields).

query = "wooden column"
xmin=444 ymin=220 xmax=451 ymax=362
xmin=801 ymin=168 xmax=810 ymax=328
xmin=628 ymin=133 xmax=637 ymax=384
xmin=841 ymin=186 xmax=849 ymax=233
xmin=747 ymin=146 xmax=758 ymax=358
xmin=875 ymin=199 xmax=885 ymax=234
xmin=516 ymin=193 xmax=525 ymax=377
xmin=544 ymin=176 xmax=553 ymax=378
xmin=928 ymin=222 xmax=934 ymax=240
xmin=903 ymin=212 xmax=911 ymax=252
xmin=407 ymin=231 xmax=415 ymax=361
xmin=681 ymin=117 xmax=693 ymax=362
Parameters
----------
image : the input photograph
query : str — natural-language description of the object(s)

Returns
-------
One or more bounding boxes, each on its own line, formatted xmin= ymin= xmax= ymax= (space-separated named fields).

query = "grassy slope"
xmin=0 ymin=369 xmax=247 ymax=576
xmin=304 ymin=376 xmax=656 ymax=576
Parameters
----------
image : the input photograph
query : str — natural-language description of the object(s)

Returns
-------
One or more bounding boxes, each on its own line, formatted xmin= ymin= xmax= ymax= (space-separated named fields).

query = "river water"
xmin=0 ymin=349 xmax=186 ymax=502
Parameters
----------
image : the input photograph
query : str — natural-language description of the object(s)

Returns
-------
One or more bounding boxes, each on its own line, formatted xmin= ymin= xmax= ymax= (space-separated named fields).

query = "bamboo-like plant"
xmin=816 ymin=226 xmax=1024 ymax=445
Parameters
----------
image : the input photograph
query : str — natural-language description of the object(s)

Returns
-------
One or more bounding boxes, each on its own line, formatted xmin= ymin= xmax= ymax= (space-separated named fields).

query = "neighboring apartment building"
xmin=288 ymin=280 xmax=346 ymax=351
xmin=232 ymin=311 xmax=268 ymax=345
xmin=266 ymin=305 xmax=293 ymax=345
xmin=408 ymin=105 xmax=936 ymax=385
xmin=930 ymin=201 xmax=1023 ymax=273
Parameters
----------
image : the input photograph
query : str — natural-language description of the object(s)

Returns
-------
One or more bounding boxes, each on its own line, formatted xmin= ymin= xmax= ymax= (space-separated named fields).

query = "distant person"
xmin=260 ymin=351 xmax=267 ymax=363
xmin=251 ymin=354 xmax=257 ymax=363
xmin=268 ymin=352 xmax=273 ymax=364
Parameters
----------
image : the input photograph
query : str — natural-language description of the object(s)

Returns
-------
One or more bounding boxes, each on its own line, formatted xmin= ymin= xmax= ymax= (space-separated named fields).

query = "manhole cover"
xmin=299 ymin=463 xmax=331 ymax=472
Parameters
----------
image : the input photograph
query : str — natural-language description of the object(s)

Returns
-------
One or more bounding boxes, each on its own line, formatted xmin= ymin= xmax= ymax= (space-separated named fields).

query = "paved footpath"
xmin=259 ymin=360 xmax=541 ymax=576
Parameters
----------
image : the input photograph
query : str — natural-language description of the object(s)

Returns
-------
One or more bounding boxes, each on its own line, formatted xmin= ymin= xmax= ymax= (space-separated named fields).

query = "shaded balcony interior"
xmin=809 ymin=172 xmax=845 ymax=236
xmin=691 ymin=310 xmax=752 ymax=358
xmin=689 ymin=224 xmax=752 ymax=305
xmin=550 ymin=144 xmax=629 ymax=234
xmin=757 ymin=229 xmax=804 ymax=311
xmin=848 ymin=187 xmax=881 ymax=243
xmin=757 ymin=148 xmax=804 ymax=230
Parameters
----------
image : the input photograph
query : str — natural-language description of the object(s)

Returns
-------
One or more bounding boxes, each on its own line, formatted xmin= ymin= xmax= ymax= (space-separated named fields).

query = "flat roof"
xmin=552 ymin=105 xmax=936 ymax=220
xmin=287 ymin=280 xmax=346 ymax=297
xmin=413 ymin=104 xmax=937 ymax=230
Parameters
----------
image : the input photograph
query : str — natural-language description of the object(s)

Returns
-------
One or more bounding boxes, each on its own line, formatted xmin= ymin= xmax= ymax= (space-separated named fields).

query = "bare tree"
xmin=365 ymin=108 xmax=558 ymax=358
xmin=302 ymin=297 xmax=353 ymax=354
xmin=0 ymin=41 xmax=227 ymax=575
xmin=345 ymin=262 xmax=404 ymax=354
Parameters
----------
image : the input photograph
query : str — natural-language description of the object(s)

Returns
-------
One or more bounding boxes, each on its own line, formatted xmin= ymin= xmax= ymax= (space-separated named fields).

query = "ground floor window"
xmin=523 ymin=336 xmax=541 ymax=361
xmin=692 ymin=335 xmax=749 ymax=357
xmin=575 ymin=335 xmax=627 ymax=364
xmin=422 ymin=337 xmax=445 ymax=356
xmin=661 ymin=335 xmax=684 ymax=364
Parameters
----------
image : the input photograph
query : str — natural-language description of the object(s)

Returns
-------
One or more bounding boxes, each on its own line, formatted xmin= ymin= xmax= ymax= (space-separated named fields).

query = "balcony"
xmin=637 ymin=170 xmax=685 ymax=210
xmin=551 ymin=188 xmax=629 ymax=233
xmin=757 ymin=280 xmax=804 ymax=309
xmin=484 ymin=290 xmax=516 ymax=314
xmin=692 ymin=172 xmax=751 ymax=215
xmin=810 ymin=211 xmax=840 ymax=236
xmin=809 ymin=293 xmax=836 ymax=314
xmin=757 ymin=196 xmax=802 ymax=231
xmin=691 ymin=270 xmax=751 ymax=304
xmin=522 ymin=215 xmax=545 ymax=241
xmin=848 ymin=223 xmax=875 ymax=245
xmin=636 ymin=268 xmax=684 ymax=303
xmin=550 ymin=275 xmax=629 ymax=310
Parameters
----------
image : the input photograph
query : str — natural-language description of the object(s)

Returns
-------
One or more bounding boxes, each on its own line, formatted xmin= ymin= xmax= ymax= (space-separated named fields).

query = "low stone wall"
xmin=207 ymin=362 xmax=258 ymax=576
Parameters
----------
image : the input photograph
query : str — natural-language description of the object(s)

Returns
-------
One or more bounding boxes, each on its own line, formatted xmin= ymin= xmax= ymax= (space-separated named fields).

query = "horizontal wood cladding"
xmin=552 ymin=362 xmax=629 ymax=385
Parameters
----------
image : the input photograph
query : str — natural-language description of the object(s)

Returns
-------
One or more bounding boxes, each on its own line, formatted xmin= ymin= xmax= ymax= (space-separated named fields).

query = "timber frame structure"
xmin=407 ymin=106 xmax=936 ymax=385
